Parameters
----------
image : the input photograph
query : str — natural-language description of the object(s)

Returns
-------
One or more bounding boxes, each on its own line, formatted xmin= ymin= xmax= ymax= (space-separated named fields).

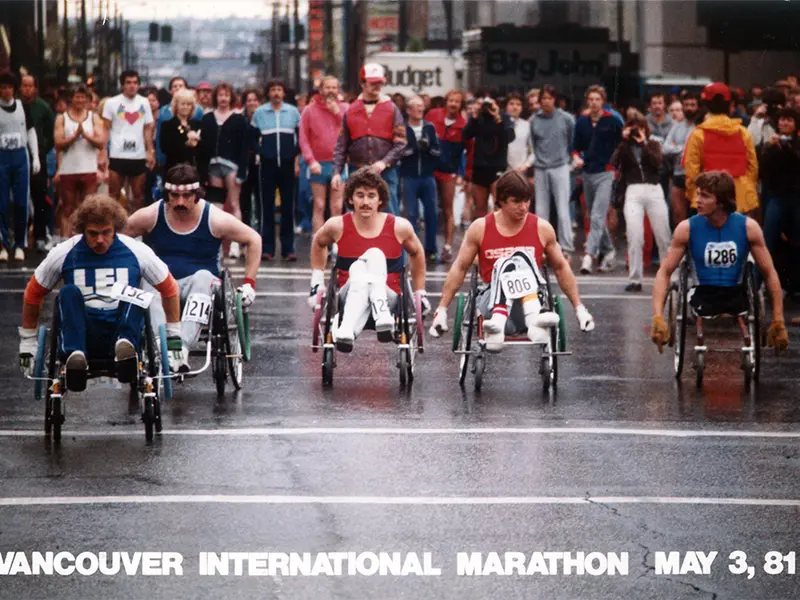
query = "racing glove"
xmin=237 ymin=277 xmax=256 ymax=309
xmin=309 ymin=269 xmax=324 ymax=311
xmin=417 ymin=290 xmax=432 ymax=318
xmin=18 ymin=327 xmax=38 ymax=377
xmin=165 ymin=322 xmax=188 ymax=372
xmin=575 ymin=304 xmax=595 ymax=332
xmin=428 ymin=307 xmax=448 ymax=338
xmin=650 ymin=315 xmax=669 ymax=353
xmin=767 ymin=319 xmax=789 ymax=351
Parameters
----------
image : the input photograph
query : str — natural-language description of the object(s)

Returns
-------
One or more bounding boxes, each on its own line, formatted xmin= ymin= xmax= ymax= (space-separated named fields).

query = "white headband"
xmin=165 ymin=182 xmax=200 ymax=192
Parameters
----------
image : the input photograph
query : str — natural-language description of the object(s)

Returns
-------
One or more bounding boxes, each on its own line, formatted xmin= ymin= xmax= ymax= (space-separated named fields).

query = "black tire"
xmin=143 ymin=396 xmax=154 ymax=442
xmin=322 ymin=347 xmax=334 ymax=387
xmin=542 ymin=266 xmax=558 ymax=391
xmin=459 ymin=267 xmax=479 ymax=387
xmin=212 ymin=281 xmax=227 ymax=396
xmin=44 ymin=308 xmax=60 ymax=435
xmin=674 ymin=260 xmax=689 ymax=379
xmin=144 ymin=311 xmax=158 ymax=378
xmin=52 ymin=397 xmax=62 ymax=443
xmin=220 ymin=271 xmax=243 ymax=391
xmin=323 ymin=268 xmax=338 ymax=343
xmin=746 ymin=262 xmax=761 ymax=384
xmin=154 ymin=397 xmax=162 ymax=433
xmin=473 ymin=355 xmax=484 ymax=391
xmin=399 ymin=348 xmax=411 ymax=389
xmin=696 ymin=354 xmax=705 ymax=389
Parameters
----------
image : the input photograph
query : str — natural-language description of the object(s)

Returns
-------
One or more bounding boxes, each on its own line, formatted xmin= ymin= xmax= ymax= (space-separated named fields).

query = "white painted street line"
xmin=0 ymin=290 xmax=653 ymax=299
xmin=0 ymin=426 xmax=797 ymax=438
xmin=0 ymin=494 xmax=797 ymax=508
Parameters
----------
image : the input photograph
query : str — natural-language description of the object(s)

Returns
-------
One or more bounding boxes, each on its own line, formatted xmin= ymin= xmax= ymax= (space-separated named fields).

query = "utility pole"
xmin=80 ymin=0 xmax=88 ymax=80
xmin=37 ymin=0 xmax=46 ymax=81
xmin=62 ymin=0 xmax=69 ymax=84
xmin=443 ymin=0 xmax=453 ymax=56
xmin=398 ymin=0 xmax=407 ymax=51
xmin=271 ymin=0 xmax=279 ymax=78
xmin=293 ymin=0 xmax=300 ymax=93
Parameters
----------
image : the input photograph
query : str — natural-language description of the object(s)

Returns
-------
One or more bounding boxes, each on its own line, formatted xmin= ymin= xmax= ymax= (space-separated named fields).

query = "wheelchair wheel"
xmin=666 ymin=282 xmax=677 ymax=347
xmin=235 ymin=291 xmax=251 ymax=362
xmin=212 ymin=284 xmax=227 ymax=396
xmin=311 ymin=289 xmax=324 ymax=352
xmin=51 ymin=396 xmax=63 ymax=443
xmin=322 ymin=347 xmax=334 ymax=387
xmin=555 ymin=295 xmax=567 ymax=353
xmin=473 ymin=355 xmax=485 ymax=391
xmin=33 ymin=326 xmax=48 ymax=401
xmin=458 ymin=267 xmax=479 ymax=387
xmin=399 ymin=348 xmax=412 ymax=389
xmin=398 ymin=269 xmax=415 ymax=389
xmin=221 ymin=272 xmax=243 ymax=391
xmin=745 ymin=262 xmax=761 ymax=388
xmin=674 ymin=260 xmax=689 ymax=379
xmin=414 ymin=291 xmax=425 ymax=354
xmin=542 ymin=268 xmax=558 ymax=391
xmin=44 ymin=308 xmax=60 ymax=436
xmin=143 ymin=396 xmax=155 ymax=442
xmin=157 ymin=324 xmax=173 ymax=401
xmin=143 ymin=314 xmax=162 ymax=434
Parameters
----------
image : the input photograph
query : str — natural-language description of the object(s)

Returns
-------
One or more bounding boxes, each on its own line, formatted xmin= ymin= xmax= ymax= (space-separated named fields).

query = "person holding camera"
xmin=400 ymin=96 xmax=441 ymax=261
xmin=760 ymin=107 xmax=800 ymax=259
xmin=612 ymin=115 xmax=671 ymax=292
xmin=462 ymin=94 xmax=515 ymax=217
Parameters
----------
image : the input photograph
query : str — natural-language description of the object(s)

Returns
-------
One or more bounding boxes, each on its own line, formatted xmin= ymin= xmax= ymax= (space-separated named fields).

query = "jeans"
xmin=0 ymin=148 xmax=30 ymax=249
xmin=534 ymin=164 xmax=574 ymax=253
xmin=296 ymin=157 xmax=312 ymax=232
xmin=57 ymin=284 xmax=144 ymax=360
xmin=260 ymin=159 xmax=297 ymax=256
xmin=403 ymin=175 xmax=438 ymax=254
xmin=763 ymin=194 xmax=800 ymax=256
xmin=382 ymin=167 xmax=400 ymax=215
xmin=622 ymin=184 xmax=671 ymax=284
xmin=583 ymin=171 xmax=614 ymax=257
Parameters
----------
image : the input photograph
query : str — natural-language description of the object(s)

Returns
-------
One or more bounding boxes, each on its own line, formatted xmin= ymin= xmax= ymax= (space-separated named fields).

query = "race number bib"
xmin=0 ymin=133 xmax=22 ymax=150
xmin=121 ymin=139 xmax=137 ymax=153
xmin=500 ymin=269 xmax=537 ymax=300
xmin=107 ymin=282 xmax=154 ymax=308
xmin=704 ymin=241 xmax=738 ymax=268
xmin=182 ymin=293 xmax=212 ymax=324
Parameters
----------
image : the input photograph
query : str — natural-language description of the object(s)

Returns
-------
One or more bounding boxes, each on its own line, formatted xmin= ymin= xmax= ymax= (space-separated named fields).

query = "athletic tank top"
xmin=335 ymin=213 xmax=403 ymax=293
xmin=689 ymin=212 xmax=749 ymax=287
xmin=479 ymin=212 xmax=545 ymax=283
xmin=0 ymin=101 xmax=29 ymax=152
xmin=61 ymin=112 xmax=98 ymax=175
xmin=144 ymin=200 xmax=222 ymax=280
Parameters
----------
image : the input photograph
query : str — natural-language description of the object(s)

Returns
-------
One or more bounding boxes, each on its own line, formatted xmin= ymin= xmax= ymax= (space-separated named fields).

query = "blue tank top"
xmin=145 ymin=200 xmax=221 ymax=280
xmin=688 ymin=212 xmax=749 ymax=287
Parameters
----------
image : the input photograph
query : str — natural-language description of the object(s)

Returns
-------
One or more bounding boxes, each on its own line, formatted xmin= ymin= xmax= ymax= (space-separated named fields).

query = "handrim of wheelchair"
xmin=26 ymin=267 xmax=252 ymax=443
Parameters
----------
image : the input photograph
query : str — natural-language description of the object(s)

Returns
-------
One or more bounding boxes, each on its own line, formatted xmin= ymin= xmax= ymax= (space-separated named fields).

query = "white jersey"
xmin=101 ymin=93 xmax=153 ymax=160
xmin=61 ymin=111 xmax=98 ymax=175
xmin=0 ymin=100 xmax=30 ymax=152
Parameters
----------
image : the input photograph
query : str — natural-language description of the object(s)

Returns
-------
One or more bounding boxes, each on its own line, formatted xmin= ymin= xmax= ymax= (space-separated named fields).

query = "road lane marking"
xmin=0 ymin=426 xmax=797 ymax=438
xmin=0 ymin=495 xmax=797 ymax=507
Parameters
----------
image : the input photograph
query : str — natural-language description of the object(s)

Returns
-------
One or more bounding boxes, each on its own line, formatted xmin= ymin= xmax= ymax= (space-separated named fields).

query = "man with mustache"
xmin=124 ymin=164 xmax=262 ymax=372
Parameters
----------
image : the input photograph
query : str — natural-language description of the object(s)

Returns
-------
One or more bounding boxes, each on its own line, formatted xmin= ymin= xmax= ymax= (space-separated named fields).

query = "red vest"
xmin=346 ymin=99 xmax=395 ymax=142
xmin=702 ymin=129 xmax=748 ymax=177
xmin=336 ymin=213 xmax=403 ymax=293
xmin=479 ymin=213 xmax=545 ymax=284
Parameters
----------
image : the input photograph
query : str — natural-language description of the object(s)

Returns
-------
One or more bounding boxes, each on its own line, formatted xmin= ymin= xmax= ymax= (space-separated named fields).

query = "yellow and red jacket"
xmin=682 ymin=114 xmax=759 ymax=213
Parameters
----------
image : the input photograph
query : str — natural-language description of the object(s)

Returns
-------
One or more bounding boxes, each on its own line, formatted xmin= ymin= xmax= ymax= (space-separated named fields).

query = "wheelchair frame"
xmin=451 ymin=264 xmax=570 ymax=393
xmin=311 ymin=266 xmax=424 ymax=389
xmin=667 ymin=257 xmax=765 ymax=390
xmin=29 ymin=306 xmax=166 ymax=443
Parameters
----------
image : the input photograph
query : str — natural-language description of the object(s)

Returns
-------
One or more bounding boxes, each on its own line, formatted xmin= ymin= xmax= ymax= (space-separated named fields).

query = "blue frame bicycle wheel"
xmin=158 ymin=324 xmax=173 ymax=400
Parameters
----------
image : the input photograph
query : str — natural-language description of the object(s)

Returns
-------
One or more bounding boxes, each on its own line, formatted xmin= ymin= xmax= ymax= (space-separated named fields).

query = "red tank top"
xmin=479 ymin=212 xmax=545 ymax=283
xmin=335 ymin=213 xmax=403 ymax=293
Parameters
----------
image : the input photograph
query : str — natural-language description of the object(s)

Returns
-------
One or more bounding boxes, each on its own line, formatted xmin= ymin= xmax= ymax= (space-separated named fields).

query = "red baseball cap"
xmin=701 ymin=82 xmax=731 ymax=102
xmin=359 ymin=63 xmax=386 ymax=84
xmin=196 ymin=81 xmax=213 ymax=91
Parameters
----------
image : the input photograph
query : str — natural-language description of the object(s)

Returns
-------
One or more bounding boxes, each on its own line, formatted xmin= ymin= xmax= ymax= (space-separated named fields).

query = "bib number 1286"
xmin=704 ymin=241 xmax=738 ymax=268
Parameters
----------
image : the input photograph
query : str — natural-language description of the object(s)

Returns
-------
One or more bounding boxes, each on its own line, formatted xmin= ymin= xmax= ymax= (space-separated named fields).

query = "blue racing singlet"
xmin=688 ymin=212 xmax=749 ymax=287
xmin=145 ymin=200 xmax=221 ymax=280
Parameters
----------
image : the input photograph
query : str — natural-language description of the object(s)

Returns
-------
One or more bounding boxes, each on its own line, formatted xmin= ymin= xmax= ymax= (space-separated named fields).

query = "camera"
xmin=481 ymin=97 xmax=494 ymax=113
xmin=417 ymin=136 xmax=430 ymax=153
xmin=779 ymin=134 xmax=793 ymax=149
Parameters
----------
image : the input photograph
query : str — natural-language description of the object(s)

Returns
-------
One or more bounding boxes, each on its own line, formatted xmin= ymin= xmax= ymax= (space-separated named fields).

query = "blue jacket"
xmin=250 ymin=102 xmax=301 ymax=164
xmin=573 ymin=111 xmax=623 ymax=174
xmin=399 ymin=122 xmax=441 ymax=178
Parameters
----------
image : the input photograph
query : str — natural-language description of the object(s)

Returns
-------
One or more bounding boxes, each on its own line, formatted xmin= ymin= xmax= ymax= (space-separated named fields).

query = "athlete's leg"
xmin=472 ymin=184 xmax=490 ymax=219
xmin=311 ymin=182 xmax=328 ymax=234
xmin=437 ymin=175 xmax=456 ymax=249
xmin=58 ymin=182 xmax=78 ymax=238
xmin=57 ymin=284 xmax=90 ymax=391
xmin=180 ymin=270 xmax=218 ymax=347
xmin=127 ymin=172 xmax=147 ymax=213
xmin=223 ymin=171 xmax=242 ymax=221
xmin=107 ymin=169 xmax=124 ymax=203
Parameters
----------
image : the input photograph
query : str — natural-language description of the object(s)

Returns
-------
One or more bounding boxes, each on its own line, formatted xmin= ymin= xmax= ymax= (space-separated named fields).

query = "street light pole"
xmin=80 ymin=0 xmax=88 ymax=80
xmin=293 ymin=0 xmax=300 ymax=93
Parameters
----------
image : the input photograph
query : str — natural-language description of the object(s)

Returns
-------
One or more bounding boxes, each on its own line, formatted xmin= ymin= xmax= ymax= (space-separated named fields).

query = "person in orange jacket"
xmin=682 ymin=82 xmax=759 ymax=215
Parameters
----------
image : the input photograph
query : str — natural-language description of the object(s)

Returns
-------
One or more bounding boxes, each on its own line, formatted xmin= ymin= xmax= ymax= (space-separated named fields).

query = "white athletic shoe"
xmin=228 ymin=241 xmax=241 ymax=259
xmin=0 ymin=248 xmax=7 ymax=262
xmin=335 ymin=323 xmax=355 ymax=353
xmin=525 ymin=311 xmax=559 ymax=344
xmin=580 ymin=254 xmax=593 ymax=274
xmin=483 ymin=313 xmax=507 ymax=335
xmin=114 ymin=338 xmax=138 ymax=383
xmin=485 ymin=330 xmax=505 ymax=353
xmin=168 ymin=344 xmax=191 ymax=373
xmin=374 ymin=307 xmax=395 ymax=343
xmin=14 ymin=248 xmax=24 ymax=261
xmin=598 ymin=248 xmax=617 ymax=273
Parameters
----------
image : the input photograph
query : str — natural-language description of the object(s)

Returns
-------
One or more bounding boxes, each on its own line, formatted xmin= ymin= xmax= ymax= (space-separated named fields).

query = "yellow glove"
xmin=650 ymin=315 xmax=669 ymax=353
xmin=767 ymin=319 xmax=789 ymax=351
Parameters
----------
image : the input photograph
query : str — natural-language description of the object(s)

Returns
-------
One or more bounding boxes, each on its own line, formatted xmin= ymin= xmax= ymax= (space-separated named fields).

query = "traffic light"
xmin=249 ymin=53 xmax=264 ymax=65
xmin=183 ymin=51 xmax=199 ymax=65
xmin=149 ymin=22 xmax=159 ymax=42
xmin=280 ymin=21 xmax=290 ymax=43
xmin=295 ymin=24 xmax=305 ymax=41
xmin=161 ymin=25 xmax=173 ymax=43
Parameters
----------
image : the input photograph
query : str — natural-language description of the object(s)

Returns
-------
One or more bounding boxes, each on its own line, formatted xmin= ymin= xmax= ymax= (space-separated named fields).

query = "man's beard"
xmin=684 ymin=110 xmax=697 ymax=121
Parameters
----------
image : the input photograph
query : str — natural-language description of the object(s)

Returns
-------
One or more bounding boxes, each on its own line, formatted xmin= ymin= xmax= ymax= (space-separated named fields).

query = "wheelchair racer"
xmin=308 ymin=167 xmax=428 ymax=352
xmin=430 ymin=170 xmax=595 ymax=351
xmin=124 ymin=163 xmax=262 ymax=372
xmin=18 ymin=194 xmax=181 ymax=392
xmin=651 ymin=170 xmax=789 ymax=351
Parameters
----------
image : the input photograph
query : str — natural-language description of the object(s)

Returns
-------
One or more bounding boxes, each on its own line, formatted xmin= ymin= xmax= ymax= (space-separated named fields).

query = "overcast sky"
xmin=113 ymin=0 xmax=277 ymax=21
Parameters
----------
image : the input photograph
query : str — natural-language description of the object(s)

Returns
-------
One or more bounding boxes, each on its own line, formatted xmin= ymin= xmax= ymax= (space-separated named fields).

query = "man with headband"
xmin=124 ymin=163 xmax=262 ymax=372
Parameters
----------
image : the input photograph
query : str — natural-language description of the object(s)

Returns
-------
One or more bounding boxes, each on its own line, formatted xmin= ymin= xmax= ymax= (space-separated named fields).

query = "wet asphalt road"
xmin=0 ymin=235 xmax=798 ymax=600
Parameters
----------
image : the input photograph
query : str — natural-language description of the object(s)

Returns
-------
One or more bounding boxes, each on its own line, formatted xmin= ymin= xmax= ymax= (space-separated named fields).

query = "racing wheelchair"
xmin=29 ymin=302 xmax=169 ymax=443
xmin=666 ymin=257 xmax=766 ymax=390
xmin=311 ymin=267 xmax=424 ymax=389
xmin=451 ymin=264 xmax=570 ymax=392
xmin=168 ymin=268 xmax=251 ymax=397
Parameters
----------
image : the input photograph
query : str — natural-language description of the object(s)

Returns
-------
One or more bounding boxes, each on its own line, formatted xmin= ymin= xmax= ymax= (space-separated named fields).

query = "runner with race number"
xmin=430 ymin=170 xmax=595 ymax=352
